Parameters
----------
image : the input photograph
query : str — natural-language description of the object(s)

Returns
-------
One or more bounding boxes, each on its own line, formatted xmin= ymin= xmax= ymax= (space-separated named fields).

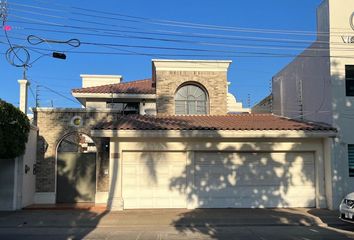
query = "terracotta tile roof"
xmin=93 ymin=114 xmax=336 ymax=131
xmin=72 ymin=78 xmax=155 ymax=94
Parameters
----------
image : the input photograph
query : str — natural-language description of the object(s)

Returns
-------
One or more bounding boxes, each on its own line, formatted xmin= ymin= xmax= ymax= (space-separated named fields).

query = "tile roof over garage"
xmin=72 ymin=78 xmax=155 ymax=94
xmin=93 ymin=114 xmax=336 ymax=131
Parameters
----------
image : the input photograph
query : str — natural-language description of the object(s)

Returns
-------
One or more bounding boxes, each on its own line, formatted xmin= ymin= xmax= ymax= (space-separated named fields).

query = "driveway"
xmin=0 ymin=208 xmax=353 ymax=239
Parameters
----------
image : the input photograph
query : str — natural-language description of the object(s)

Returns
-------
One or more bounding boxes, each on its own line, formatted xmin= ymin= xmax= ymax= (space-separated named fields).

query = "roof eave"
xmin=91 ymin=129 xmax=337 ymax=139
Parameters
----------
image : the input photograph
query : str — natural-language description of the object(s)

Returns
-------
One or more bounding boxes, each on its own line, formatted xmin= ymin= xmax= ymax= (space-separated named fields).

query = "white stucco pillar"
xmin=18 ymin=79 xmax=30 ymax=114
xmin=108 ymin=138 xmax=123 ymax=210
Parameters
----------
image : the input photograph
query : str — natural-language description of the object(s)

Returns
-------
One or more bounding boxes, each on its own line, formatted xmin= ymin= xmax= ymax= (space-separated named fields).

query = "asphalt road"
xmin=0 ymin=225 xmax=353 ymax=240
xmin=0 ymin=209 xmax=352 ymax=240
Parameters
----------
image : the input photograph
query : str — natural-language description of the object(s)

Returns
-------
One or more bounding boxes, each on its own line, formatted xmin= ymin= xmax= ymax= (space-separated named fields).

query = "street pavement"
xmin=0 ymin=208 xmax=352 ymax=239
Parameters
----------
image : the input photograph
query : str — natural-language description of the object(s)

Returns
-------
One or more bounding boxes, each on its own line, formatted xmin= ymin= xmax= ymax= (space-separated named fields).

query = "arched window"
xmin=175 ymin=84 xmax=208 ymax=115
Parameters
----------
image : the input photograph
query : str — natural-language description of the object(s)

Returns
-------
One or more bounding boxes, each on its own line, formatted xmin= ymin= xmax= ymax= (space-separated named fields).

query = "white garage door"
xmin=194 ymin=152 xmax=316 ymax=208
xmin=122 ymin=151 xmax=187 ymax=209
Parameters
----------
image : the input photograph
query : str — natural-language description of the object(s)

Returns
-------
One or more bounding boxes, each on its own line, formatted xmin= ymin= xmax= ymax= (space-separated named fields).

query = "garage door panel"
xmin=196 ymin=196 xmax=315 ymax=208
xmin=194 ymin=151 xmax=316 ymax=208
xmin=122 ymin=151 xmax=187 ymax=209
xmin=196 ymin=152 xmax=314 ymax=166
xmin=195 ymin=185 xmax=315 ymax=197
xmin=195 ymin=171 xmax=314 ymax=186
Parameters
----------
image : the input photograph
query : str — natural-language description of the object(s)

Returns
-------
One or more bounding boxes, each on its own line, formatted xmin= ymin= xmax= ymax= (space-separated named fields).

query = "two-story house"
xmin=32 ymin=59 xmax=335 ymax=210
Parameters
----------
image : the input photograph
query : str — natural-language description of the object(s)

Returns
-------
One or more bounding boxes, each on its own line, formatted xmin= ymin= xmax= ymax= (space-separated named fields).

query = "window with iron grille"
xmin=349 ymin=144 xmax=354 ymax=177
xmin=175 ymin=84 xmax=208 ymax=115
xmin=346 ymin=65 xmax=354 ymax=96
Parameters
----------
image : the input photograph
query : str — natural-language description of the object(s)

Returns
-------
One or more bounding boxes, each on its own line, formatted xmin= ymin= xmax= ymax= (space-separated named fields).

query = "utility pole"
xmin=35 ymin=85 xmax=40 ymax=107
xmin=270 ymin=78 xmax=273 ymax=113
xmin=247 ymin=94 xmax=251 ymax=108
xmin=297 ymin=78 xmax=304 ymax=120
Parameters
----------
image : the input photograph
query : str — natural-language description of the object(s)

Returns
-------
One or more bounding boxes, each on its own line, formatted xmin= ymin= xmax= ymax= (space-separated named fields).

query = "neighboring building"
xmin=253 ymin=0 xmax=354 ymax=208
xmin=32 ymin=59 xmax=337 ymax=210
xmin=0 ymin=125 xmax=37 ymax=211
xmin=252 ymin=95 xmax=272 ymax=114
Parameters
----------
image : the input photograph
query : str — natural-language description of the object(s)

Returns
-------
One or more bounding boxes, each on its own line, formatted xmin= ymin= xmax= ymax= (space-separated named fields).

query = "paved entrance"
xmin=0 ymin=209 xmax=353 ymax=239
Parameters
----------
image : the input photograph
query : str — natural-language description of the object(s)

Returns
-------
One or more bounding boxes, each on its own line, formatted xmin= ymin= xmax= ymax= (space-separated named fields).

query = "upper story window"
xmin=349 ymin=144 xmax=354 ymax=177
xmin=346 ymin=65 xmax=354 ymax=96
xmin=106 ymin=102 xmax=139 ymax=114
xmin=175 ymin=84 xmax=208 ymax=115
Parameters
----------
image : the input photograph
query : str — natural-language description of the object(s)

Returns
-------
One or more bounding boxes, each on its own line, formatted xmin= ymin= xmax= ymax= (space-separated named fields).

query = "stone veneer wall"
xmin=155 ymin=71 xmax=228 ymax=115
xmin=34 ymin=109 xmax=114 ymax=193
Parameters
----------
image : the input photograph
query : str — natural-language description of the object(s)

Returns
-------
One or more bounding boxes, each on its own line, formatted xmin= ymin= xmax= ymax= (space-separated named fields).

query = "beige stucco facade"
xmin=90 ymin=129 xmax=334 ymax=210
xmin=33 ymin=106 xmax=336 ymax=209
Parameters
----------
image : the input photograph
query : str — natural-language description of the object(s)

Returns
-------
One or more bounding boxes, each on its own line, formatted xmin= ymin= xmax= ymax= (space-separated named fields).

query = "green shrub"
xmin=0 ymin=99 xmax=30 ymax=159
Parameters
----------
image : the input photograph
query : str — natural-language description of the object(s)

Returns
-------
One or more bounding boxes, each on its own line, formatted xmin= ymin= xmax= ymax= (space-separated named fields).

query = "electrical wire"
xmin=7 ymin=15 xmax=354 ymax=53
xmin=2 ymin=24 xmax=346 ymax=54
xmin=4 ymin=35 xmax=354 ymax=60
xmin=8 ymin=19 xmax=323 ymax=46
xmin=33 ymin=83 xmax=78 ymax=104
xmin=9 ymin=0 xmax=348 ymax=37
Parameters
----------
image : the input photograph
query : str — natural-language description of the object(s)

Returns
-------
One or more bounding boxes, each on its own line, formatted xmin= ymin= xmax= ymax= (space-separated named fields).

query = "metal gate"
xmin=56 ymin=132 xmax=97 ymax=203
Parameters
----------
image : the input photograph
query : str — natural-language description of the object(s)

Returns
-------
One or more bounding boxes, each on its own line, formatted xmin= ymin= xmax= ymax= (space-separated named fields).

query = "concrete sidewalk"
xmin=0 ymin=208 xmax=350 ymax=228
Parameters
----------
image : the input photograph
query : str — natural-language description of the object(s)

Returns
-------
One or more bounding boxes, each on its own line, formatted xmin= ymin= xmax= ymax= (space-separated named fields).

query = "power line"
xmin=4 ymin=35 xmax=354 ymax=60
xmin=6 ymin=23 xmax=352 ymax=53
xmin=7 ymin=15 xmax=354 ymax=53
xmin=32 ymin=82 xmax=78 ymax=104
xmin=8 ymin=19 xmax=323 ymax=46
xmin=9 ymin=0 xmax=347 ymax=37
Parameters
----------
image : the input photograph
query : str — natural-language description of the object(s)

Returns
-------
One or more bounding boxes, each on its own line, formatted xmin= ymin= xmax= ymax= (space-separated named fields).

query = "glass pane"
xmin=349 ymin=144 xmax=354 ymax=177
xmin=346 ymin=65 xmax=354 ymax=79
xmin=175 ymin=101 xmax=187 ymax=114
xmin=196 ymin=101 xmax=207 ymax=114
xmin=175 ymin=84 xmax=207 ymax=114
xmin=176 ymin=86 xmax=188 ymax=100
xmin=187 ymin=101 xmax=197 ymax=114
xmin=346 ymin=80 xmax=354 ymax=96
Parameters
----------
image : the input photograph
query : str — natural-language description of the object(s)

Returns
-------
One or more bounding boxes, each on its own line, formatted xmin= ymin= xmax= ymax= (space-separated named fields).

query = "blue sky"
xmin=0 ymin=0 xmax=323 ymax=109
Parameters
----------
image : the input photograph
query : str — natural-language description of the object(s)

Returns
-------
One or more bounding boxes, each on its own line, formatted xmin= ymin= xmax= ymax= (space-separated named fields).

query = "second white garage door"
xmin=194 ymin=152 xmax=316 ymax=208
xmin=122 ymin=151 xmax=316 ymax=209
xmin=122 ymin=151 xmax=187 ymax=209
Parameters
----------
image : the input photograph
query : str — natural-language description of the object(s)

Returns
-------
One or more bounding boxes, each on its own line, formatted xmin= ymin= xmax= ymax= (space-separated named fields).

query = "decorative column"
xmin=18 ymin=79 xmax=30 ymax=114
xmin=107 ymin=138 xmax=124 ymax=210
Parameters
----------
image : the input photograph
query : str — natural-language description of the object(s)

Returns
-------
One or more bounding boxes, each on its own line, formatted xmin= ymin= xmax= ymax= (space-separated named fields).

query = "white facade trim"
xmin=34 ymin=107 xmax=142 ymax=113
xmin=152 ymin=59 xmax=232 ymax=72
xmin=72 ymin=93 xmax=156 ymax=99
xmin=80 ymin=74 xmax=123 ymax=79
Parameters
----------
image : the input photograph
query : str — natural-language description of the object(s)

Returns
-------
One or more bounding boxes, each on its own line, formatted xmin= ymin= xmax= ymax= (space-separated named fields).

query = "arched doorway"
xmin=56 ymin=132 xmax=97 ymax=203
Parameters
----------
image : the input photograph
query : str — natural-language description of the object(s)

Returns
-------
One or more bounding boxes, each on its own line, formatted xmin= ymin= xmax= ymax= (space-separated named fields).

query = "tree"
xmin=0 ymin=99 xmax=30 ymax=159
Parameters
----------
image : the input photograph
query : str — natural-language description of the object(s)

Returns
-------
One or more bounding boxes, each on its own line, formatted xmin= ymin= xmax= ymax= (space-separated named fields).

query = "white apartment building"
xmin=261 ymin=0 xmax=354 ymax=209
